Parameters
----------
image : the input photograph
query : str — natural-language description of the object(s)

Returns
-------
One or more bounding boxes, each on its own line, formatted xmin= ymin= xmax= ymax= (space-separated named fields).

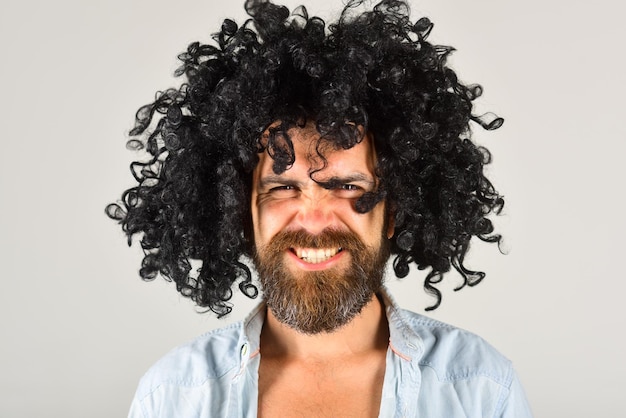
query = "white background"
xmin=1 ymin=0 xmax=624 ymax=416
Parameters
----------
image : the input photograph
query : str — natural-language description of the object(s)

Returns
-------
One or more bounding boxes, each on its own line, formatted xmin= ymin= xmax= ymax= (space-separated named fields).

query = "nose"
xmin=294 ymin=192 xmax=337 ymax=235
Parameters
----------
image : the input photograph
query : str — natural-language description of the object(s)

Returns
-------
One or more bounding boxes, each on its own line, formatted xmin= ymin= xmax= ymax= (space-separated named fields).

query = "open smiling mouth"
xmin=291 ymin=247 xmax=343 ymax=264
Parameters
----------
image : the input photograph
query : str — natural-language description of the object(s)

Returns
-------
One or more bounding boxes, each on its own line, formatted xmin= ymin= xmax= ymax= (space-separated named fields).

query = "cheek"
xmin=254 ymin=196 xmax=383 ymax=242
xmin=354 ymin=206 xmax=387 ymax=242
xmin=253 ymin=199 xmax=295 ymax=244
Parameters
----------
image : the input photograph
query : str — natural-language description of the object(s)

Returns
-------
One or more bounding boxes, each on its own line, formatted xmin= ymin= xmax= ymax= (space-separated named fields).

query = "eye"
xmin=268 ymin=185 xmax=299 ymax=198
xmin=334 ymin=183 xmax=364 ymax=198
xmin=270 ymin=185 xmax=294 ymax=191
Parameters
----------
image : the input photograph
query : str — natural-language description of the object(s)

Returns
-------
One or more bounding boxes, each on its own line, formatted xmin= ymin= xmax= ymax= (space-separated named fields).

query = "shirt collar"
xmin=241 ymin=301 xmax=265 ymax=358
xmin=378 ymin=286 xmax=424 ymax=362
xmin=240 ymin=285 xmax=424 ymax=362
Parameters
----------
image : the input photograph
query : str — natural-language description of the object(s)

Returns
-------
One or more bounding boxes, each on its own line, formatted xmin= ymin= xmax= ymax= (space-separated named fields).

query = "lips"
xmin=292 ymin=247 xmax=343 ymax=264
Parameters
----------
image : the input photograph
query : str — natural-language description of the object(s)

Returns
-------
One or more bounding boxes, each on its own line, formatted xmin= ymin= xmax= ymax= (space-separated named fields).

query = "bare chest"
xmin=257 ymin=355 xmax=386 ymax=418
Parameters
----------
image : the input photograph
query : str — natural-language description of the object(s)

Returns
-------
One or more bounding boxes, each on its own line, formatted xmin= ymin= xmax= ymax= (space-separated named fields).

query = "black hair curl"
xmin=106 ymin=0 xmax=504 ymax=315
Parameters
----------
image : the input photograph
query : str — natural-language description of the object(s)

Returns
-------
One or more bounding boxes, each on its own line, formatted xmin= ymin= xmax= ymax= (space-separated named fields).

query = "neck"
xmin=260 ymin=293 xmax=389 ymax=361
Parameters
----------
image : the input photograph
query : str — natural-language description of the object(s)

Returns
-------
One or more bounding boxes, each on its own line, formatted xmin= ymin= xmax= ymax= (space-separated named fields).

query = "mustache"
xmin=253 ymin=227 xmax=389 ymax=334
xmin=259 ymin=229 xmax=367 ymax=254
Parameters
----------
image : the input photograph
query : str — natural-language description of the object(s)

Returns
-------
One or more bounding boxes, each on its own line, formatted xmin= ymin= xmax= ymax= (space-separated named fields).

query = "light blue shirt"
xmin=129 ymin=289 xmax=533 ymax=417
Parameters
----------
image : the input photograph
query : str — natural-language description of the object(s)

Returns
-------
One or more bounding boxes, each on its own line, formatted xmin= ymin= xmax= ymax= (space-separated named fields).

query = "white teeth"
xmin=293 ymin=247 xmax=340 ymax=264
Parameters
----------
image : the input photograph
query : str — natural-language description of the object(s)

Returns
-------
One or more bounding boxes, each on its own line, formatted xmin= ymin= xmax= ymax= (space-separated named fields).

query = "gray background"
xmin=1 ymin=0 xmax=624 ymax=416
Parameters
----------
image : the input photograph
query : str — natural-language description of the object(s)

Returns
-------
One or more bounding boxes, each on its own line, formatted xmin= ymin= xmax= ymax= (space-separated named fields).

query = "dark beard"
xmin=253 ymin=229 xmax=389 ymax=334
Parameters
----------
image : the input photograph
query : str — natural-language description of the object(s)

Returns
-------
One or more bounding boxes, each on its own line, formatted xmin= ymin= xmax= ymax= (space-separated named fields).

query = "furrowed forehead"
xmin=256 ymin=120 xmax=379 ymax=176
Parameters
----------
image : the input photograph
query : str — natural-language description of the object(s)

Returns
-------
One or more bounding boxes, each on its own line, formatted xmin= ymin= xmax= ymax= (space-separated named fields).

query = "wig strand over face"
xmin=106 ymin=0 xmax=504 ymax=315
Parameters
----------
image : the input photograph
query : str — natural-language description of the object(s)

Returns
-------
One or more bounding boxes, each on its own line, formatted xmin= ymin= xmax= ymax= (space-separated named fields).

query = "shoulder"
xmin=398 ymin=308 xmax=514 ymax=386
xmin=133 ymin=321 xmax=244 ymax=399
xmin=395 ymin=309 xmax=533 ymax=417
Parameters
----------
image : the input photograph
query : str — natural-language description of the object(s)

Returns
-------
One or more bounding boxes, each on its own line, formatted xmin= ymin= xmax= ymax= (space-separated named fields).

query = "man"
xmin=108 ymin=0 xmax=533 ymax=416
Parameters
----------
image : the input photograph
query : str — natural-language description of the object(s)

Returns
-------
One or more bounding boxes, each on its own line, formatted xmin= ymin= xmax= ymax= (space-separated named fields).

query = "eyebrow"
xmin=316 ymin=174 xmax=376 ymax=187
xmin=258 ymin=175 xmax=304 ymax=190
xmin=258 ymin=173 xmax=376 ymax=189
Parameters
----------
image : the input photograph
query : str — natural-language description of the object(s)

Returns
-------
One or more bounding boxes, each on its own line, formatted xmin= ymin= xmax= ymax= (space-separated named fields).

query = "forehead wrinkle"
xmin=256 ymin=123 xmax=380 ymax=187
xmin=258 ymin=172 xmax=305 ymax=188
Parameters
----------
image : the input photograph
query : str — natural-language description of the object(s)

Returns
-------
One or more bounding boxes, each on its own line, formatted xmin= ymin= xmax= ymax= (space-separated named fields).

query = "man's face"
xmin=251 ymin=122 xmax=393 ymax=334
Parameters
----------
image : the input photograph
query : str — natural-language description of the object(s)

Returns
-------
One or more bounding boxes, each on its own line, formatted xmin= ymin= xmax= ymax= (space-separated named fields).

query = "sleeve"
xmin=496 ymin=370 xmax=534 ymax=418
xmin=127 ymin=393 xmax=147 ymax=418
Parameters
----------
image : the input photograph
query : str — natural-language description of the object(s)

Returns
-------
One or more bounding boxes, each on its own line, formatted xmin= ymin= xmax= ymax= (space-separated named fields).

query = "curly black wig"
xmin=106 ymin=0 xmax=504 ymax=316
